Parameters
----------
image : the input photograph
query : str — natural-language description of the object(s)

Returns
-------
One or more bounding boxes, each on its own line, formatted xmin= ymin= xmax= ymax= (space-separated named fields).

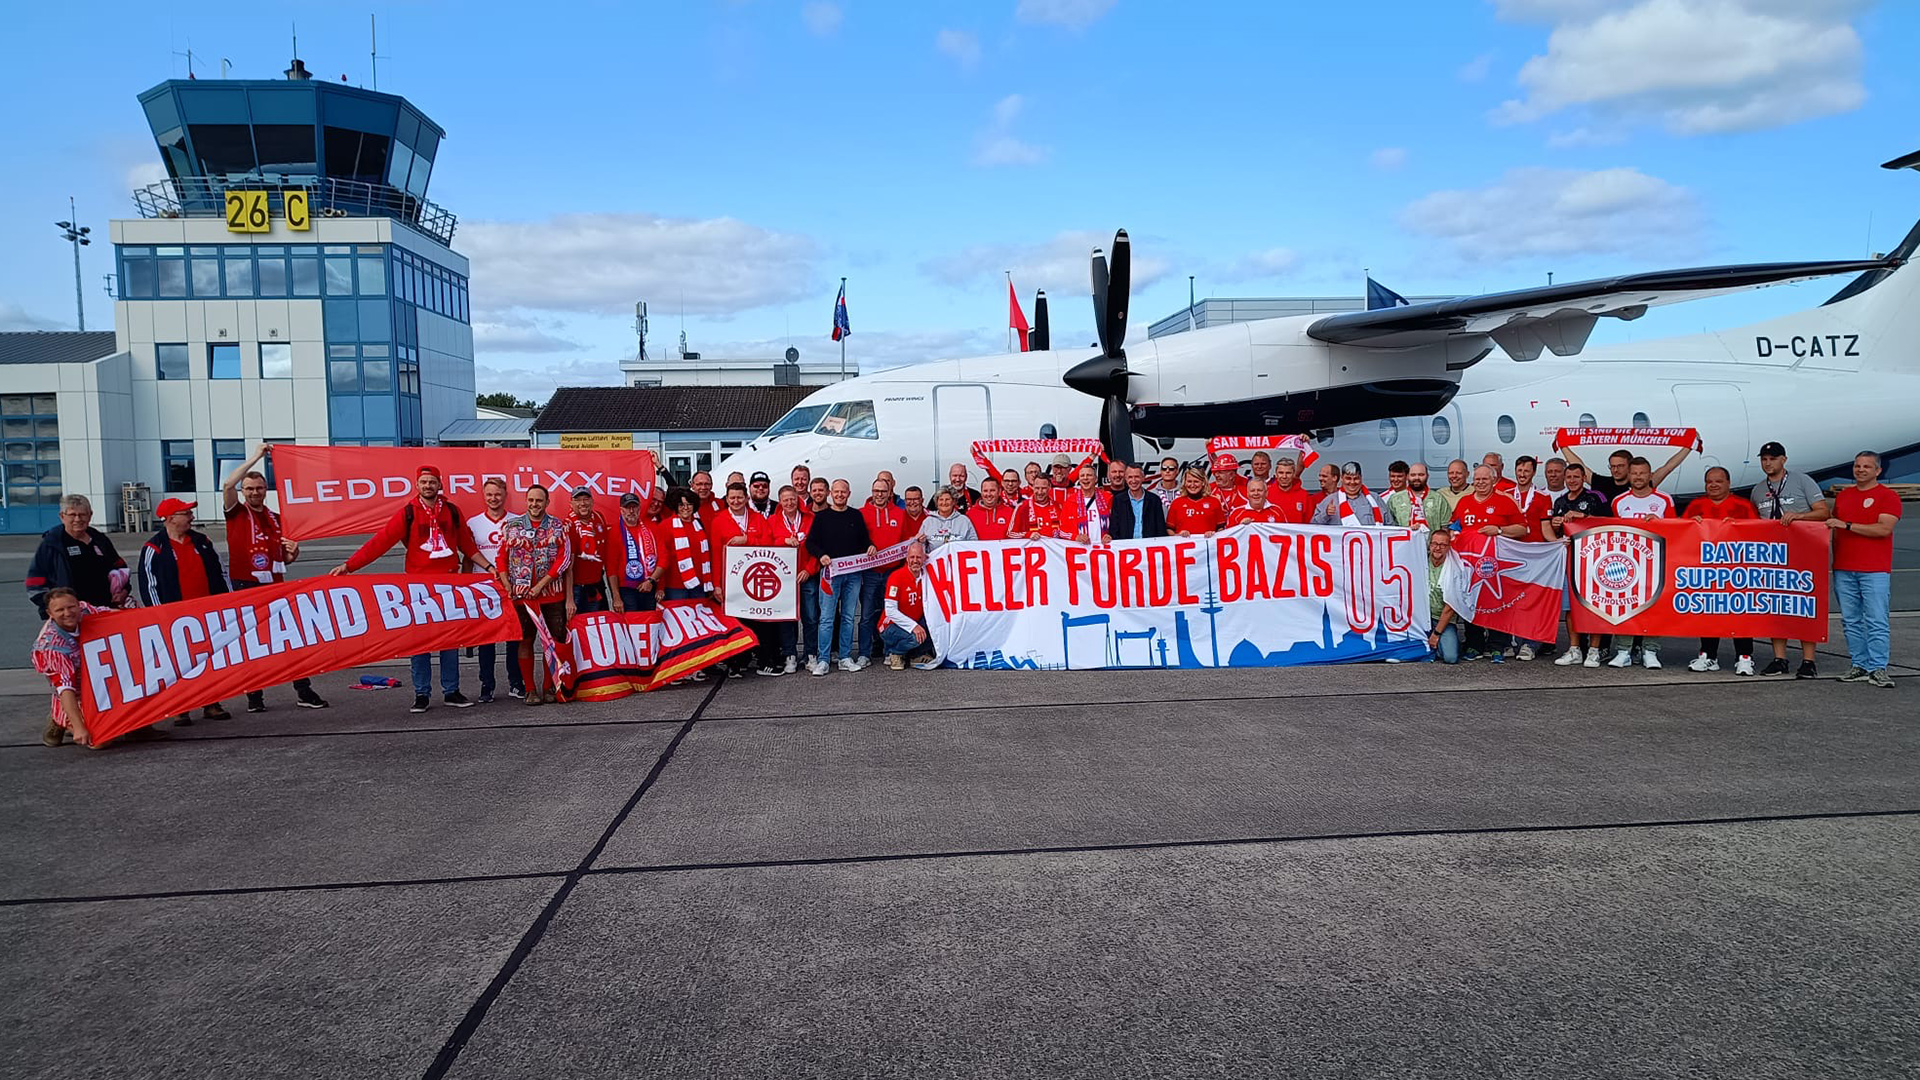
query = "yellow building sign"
xmin=284 ymin=190 xmax=311 ymax=231
xmin=224 ymin=190 xmax=270 ymax=233
xmin=559 ymin=433 xmax=633 ymax=450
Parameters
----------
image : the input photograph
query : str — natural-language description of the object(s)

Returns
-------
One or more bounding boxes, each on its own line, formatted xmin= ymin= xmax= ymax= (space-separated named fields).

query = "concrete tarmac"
xmin=3 ymin=641 xmax=1916 ymax=1078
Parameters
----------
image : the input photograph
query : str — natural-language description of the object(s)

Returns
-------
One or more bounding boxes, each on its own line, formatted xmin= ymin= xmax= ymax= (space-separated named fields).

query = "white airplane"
xmin=723 ymin=160 xmax=1917 ymax=495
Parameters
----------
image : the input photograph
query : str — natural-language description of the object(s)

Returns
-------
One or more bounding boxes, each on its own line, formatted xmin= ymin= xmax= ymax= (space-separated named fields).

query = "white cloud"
xmin=1370 ymin=147 xmax=1408 ymax=170
xmin=1399 ymin=166 xmax=1701 ymax=263
xmin=972 ymin=94 xmax=1048 ymax=167
xmin=936 ymin=28 xmax=981 ymax=69
xmin=472 ymin=312 xmax=584 ymax=355
xmin=1217 ymin=247 xmax=1301 ymax=282
xmin=458 ymin=213 xmax=819 ymax=319
xmin=0 ymin=302 xmax=64 ymax=331
xmin=1493 ymin=0 xmax=1870 ymax=135
xmin=475 ymin=359 xmax=625 ymax=405
xmin=801 ymin=2 xmax=842 ymax=36
xmin=922 ymin=230 xmax=1170 ymax=303
xmin=1015 ymin=0 xmax=1118 ymax=30
xmin=1458 ymin=52 xmax=1494 ymax=83
xmin=125 ymin=161 xmax=168 ymax=192
xmin=1544 ymin=125 xmax=1625 ymax=148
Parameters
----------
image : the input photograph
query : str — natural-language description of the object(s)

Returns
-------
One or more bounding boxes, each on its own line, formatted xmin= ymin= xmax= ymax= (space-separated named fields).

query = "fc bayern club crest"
xmin=1572 ymin=524 xmax=1666 ymax=625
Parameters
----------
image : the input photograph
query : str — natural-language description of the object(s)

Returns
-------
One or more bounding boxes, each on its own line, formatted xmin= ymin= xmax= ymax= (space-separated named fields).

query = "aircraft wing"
xmin=1305 ymin=257 xmax=1900 ymax=359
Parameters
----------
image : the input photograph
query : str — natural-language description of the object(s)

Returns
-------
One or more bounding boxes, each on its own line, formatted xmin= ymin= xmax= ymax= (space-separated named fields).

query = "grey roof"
xmin=0 ymin=331 xmax=118 ymax=365
xmin=438 ymin=417 xmax=534 ymax=443
xmin=534 ymin=385 xmax=816 ymax=433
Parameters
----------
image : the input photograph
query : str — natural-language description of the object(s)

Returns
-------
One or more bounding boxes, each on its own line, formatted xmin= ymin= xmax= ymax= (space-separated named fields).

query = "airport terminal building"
xmin=0 ymin=64 xmax=472 ymax=534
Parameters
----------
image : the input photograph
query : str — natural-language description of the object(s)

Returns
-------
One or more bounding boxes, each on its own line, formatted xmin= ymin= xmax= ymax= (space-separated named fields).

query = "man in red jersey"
xmin=1010 ymin=475 xmax=1086 ymax=541
xmin=1249 ymin=451 xmax=1275 ymax=490
xmin=1509 ymin=456 xmax=1554 ymax=542
xmin=220 ymin=446 xmax=328 ymax=713
xmin=331 ymin=465 xmax=489 ymax=713
xmin=1229 ymin=478 xmax=1288 ymax=526
xmin=690 ymin=471 xmax=725 ymax=523
xmin=1681 ymin=466 xmax=1760 ymax=676
xmin=860 ymin=476 xmax=909 ymax=660
xmin=901 ymin=485 xmax=929 ymax=537
xmin=1167 ymin=469 xmax=1227 ymax=536
xmin=1827 ymin=451 xmax=1902 ymax=688
xmin=968 ymin=476 xmax=1018 ymax=540
xmin=1209 ymin=452 xmax=1247 ymax=513
xmin=1482 ymin=452 xmax=1517 ymax=495
xmin=139 ymin=497 xmax=234 ymax=726
xmin=1447 ymin=465 xmax=1526 ymax=664
xmin=764 ymin=483 xmax=815 ymax=673
xmin=709 ymin=480 xmax=774 ymax=678
xmin=879 ymin=540 xmax=942 ymax=670
xmin=566 ymin=486 xmax=618 ymax=615
xmin=1266 ymin=457 xmax=1321 ymax=523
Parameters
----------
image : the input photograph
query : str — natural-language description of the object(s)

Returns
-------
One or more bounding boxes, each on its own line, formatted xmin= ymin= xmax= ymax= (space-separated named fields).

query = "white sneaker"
xmin=1687 ymin=653 xmax=1718 ymax=673
xmin=808 ymin=659 xmax=829 ymax=677
xmin=1734 ymin=656 xmax=1755 ymax=676
xmin=1516 ymin=644 xmax=1536 ymax=661
xmin=853 ymin=655 xmax=872 ymax=671
xmin=1643 ymin=649 xmax=1662 ymax=670
xmin=782 ymin=657 xmax=798 ymax=675
xmin=1583 ymin=651 xmax=1602 ymax=668
xmin=756 ymin=665 xmax=785 ymax=678
xmin=837 ymin=657 xmax=861 ymax=673
xmin=1554 ymin=647 xmax=1583 ymax=666
xmin=1607 ymin=649 xmax=1633 ymax=668
xmin=912 ymin=656 xmax=942 ymax=671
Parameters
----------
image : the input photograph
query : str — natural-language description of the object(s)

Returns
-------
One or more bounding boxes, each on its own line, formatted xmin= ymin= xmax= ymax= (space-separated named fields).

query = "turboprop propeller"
xmin=1062 ymin=229 xmax=1132 ymax=462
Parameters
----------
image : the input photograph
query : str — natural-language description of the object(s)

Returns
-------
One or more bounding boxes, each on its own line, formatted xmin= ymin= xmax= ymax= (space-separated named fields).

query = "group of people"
xmin=24 ymin=436 xmax=1903 ymax=748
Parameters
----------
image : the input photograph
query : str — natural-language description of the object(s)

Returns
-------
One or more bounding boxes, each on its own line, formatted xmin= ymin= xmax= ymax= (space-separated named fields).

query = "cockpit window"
xmin=817 ymin=399 xmax=879 ymax=440
xmin=761 ymin=403 xmax=830 ymax=439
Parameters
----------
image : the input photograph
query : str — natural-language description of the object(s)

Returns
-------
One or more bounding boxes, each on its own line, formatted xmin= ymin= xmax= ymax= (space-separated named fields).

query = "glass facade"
xmin=118 ymin=242 xmax=466 ymax=450
xmin=2 ymin=395 xmax=62 ymax=511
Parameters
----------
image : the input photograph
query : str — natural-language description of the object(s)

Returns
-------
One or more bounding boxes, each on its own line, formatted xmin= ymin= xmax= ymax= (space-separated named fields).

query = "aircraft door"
xmin=934 ymin=384 xmax=993 ymax=484
xmin=1670 ymin=383 xmax=1751 ymax=486
xmin=1418 ymin=403 xmax=1465 ymax=470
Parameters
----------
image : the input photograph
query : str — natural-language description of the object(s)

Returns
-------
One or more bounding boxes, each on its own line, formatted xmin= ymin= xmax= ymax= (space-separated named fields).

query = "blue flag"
xmin=831 ymin=282 xmax=851 ymax=341
xmin=1366 ymin=277 xmax=1410 ymax=310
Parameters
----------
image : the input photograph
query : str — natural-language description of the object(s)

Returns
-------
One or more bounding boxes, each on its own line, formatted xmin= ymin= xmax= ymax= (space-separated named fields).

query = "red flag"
xmin=1440 ymin=532 xmax=1567 ymax=644
xmin=1008 ymin=280 xmax=1030 ymax=351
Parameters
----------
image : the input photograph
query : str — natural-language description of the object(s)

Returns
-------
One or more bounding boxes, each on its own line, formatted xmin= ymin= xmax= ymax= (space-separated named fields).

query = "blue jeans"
xmin=477 ymin=641 xmax=523 ymax=695
xmin=798 ymin=576 xmax=821 ymax=660
xmin=411 ymin=650 xmax=460 ymax=697
xmin=818 ymin=571 xmax=863 ymax=661
xmin=881 ymin=623 xmax=933 ymax=661
xmin=1835 ymin=569 xmax=1891 ymax=671
xmin=857 ymin=569 xmax=889 ymax=657
xmin=617 ymin=585 xmax=657 ymax=612
xmin=1431 ymin=623 xmax=1460 ymax=664
xmin=574 ymin=581 xmax=611 ymax=613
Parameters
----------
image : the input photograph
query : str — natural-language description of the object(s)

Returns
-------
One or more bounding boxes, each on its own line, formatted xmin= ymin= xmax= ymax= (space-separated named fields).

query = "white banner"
xmin=723 ymin=546 xmax=798 ymax=622
xmin=921 ymin=524 xmax=1430 ymax=670
xmin=823 ymin=538 xmax=916 ymax=583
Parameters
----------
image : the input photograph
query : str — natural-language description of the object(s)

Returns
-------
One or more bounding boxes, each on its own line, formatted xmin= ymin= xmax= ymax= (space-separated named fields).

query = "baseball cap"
xmin=619 ymin=492 xmax=642 ymax=507
xmin=750 ymin=471 xmax=771 ymax=484
xmin=1050 ymin=453 xmax=1072 ymax=467
xmin=156 ymin=497 xmax=197 ymax=518
xmin=1212 ymin=452 xmax=1238 ymax=470
xmin=571 ymin=485 xmax=593 ymax=498
xmin=1758 ymin=441 xmax=1786 ymax=457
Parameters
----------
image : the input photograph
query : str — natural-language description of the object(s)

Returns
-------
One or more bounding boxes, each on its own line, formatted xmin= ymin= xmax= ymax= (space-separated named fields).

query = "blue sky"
xmin=3 ymin=0 xmax=1915 ymax=401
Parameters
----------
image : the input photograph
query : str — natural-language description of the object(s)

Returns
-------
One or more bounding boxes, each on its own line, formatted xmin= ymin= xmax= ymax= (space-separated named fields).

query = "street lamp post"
xmin=55 ymin=197 xmax=91 ymax=331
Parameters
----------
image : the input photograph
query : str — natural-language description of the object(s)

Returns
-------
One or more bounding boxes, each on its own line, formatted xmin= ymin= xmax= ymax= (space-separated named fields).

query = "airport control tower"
xmin=111 ymin=59 xmax=473 ymax=498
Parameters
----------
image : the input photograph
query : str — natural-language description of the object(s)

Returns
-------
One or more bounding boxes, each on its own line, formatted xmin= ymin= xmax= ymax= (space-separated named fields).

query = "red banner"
xmin=970 ymin=439 xmax=1106 ymax=479
xmin=1553 ymin=426 xmax=1701 ymax=451
xmin=1206 ymin=435 xmax=1319 ymax=473
xmin=78 ymin=574 xmax=517 ymax=746
xmin=562 ymin=601 xmax=758 ymax=699
xmin=1567 ymin=519 xmax=1828 ymax=639
xmin=271 ymin=445 xmax=658 ymax=540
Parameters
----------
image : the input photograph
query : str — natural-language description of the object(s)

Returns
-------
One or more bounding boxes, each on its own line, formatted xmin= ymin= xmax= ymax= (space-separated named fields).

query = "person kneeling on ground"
xmin=1424 ymin=530 xmax=1462 ymax=664
xmin=880 ymin=541 xmax=941 ymax=671
xmin=33 ymin=588 xmax=108 ymax=748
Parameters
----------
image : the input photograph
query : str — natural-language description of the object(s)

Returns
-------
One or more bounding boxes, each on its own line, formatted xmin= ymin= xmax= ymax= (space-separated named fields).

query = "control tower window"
xmin=189 ymin=124 xmax=258 ymax=178
xmin=252 ymin=124 xmax=318 ymax=177
xmin=818 ymin=400 xmax=879 ymax=440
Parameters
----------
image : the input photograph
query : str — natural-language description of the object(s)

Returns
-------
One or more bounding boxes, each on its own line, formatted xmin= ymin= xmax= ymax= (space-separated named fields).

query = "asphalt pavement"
xmin=3 ymin=647 xmax=1916 ymax=1078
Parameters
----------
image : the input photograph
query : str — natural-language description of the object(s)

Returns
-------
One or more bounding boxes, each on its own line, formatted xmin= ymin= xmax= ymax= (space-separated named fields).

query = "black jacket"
xmin=26 ymin=524 xmax=126 ymax=617
xmin=138 ymin=529 xmax=231 ymax=606
xmin=1106 ymin=490 xmax=1168 ymax=540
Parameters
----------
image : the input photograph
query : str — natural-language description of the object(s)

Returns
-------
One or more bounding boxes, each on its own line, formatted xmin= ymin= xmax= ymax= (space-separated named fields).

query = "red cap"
xmin=1212 ymin=452 xmax=1238 ymax=470
xmin=156 ymin=497 xmax=197 ymax=518
xmin=418 ymin=465 xmax=442 ymax=479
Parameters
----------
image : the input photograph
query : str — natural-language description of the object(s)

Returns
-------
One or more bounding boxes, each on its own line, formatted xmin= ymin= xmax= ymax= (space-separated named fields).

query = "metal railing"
xmin=131 ymin=175 xmax=457 ymax=246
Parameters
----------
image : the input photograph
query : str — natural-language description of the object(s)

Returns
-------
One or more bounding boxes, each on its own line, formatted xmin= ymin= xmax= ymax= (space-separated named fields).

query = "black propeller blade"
xmin=1031 ymin=291 xmax=1050 ymax=351
xmin=1063 ymin=229 xmax=1133 ymax=463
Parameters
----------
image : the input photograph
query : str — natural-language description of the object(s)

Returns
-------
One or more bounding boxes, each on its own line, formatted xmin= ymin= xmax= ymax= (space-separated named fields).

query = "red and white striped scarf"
xmin=1407 ymin=490 xmax=1428 ymax=530
xmin=1338 ymin=489 xmax=1383 ymax=525
xmin=665 ymin=514 xmax=711 ymax=591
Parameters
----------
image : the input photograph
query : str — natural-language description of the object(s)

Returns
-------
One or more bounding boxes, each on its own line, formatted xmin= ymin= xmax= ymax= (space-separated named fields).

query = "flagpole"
xmin=1006 ymin=270 xmax=1013 ymax=353
xmin=839 ymin=276 xmax=847 ymax=379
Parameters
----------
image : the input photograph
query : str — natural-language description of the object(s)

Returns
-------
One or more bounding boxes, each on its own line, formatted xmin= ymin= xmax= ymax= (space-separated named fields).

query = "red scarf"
xmin=666 ymin=514 xmax=711 ymax=591
xmin=572 ymin=509 xmax=607 ymax=563
xmin=1407 ymin=489 xmax=1428 ymax=530
xmin=418 ymin=496 xmax=452 ymax=558
xmin=619 ymin=517 xmax=659 ymax=585
xmin=1338 ymin=488 xmax=1383 ymax=525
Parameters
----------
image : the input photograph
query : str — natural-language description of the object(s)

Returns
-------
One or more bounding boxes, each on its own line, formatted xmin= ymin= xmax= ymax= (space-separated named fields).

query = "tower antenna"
xmin=370 ymin=15 xmax=390 ymax=90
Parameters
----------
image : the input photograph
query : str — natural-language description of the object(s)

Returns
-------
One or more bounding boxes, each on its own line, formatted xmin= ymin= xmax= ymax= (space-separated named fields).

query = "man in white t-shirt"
xmin=1605 ymin=456 xmax=1677 ymax=670
xmin=465 ymin=478 xmax=521 ymax=701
